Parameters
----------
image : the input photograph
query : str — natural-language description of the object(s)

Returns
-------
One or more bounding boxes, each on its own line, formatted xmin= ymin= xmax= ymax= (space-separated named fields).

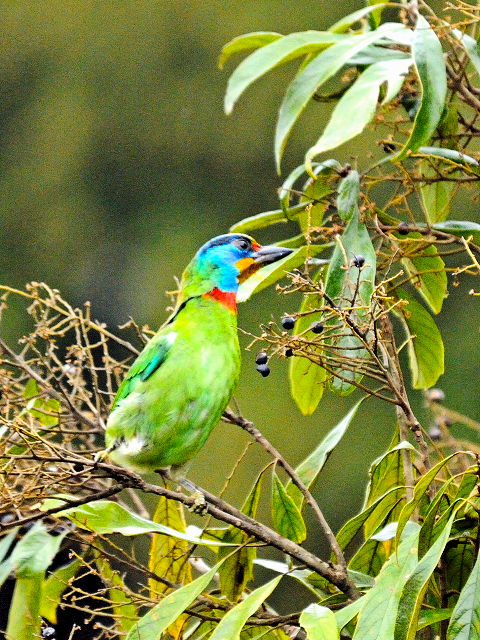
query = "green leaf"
xmin=454 ymin=29 xmax=480 ymax=78
xmin=395 ymin=451 xmax=463 ymax=548
xmin=230 ymin=202 xmax=309 ymax=234
xmin=219 ymin=32 xmax=282 ymax=69
xmin=417 ymin=146 xmax=478 ymax=166
xmin=274 ymin=23 xmax=407 ymax=171
xmin=337 ymin=171 xmax=360 ymax=223
xmin=305 ymin=58 xmax=410 ymax=167
xmin=126 ymin=561 xmax=223 ymax=640
xmin=394 ymin=510 xmax=459 ymax=640
xmin=271 ymin=471 xmax=307 ymax=543
xmin=0 ymin=528 xmax=17 ymax=565
xmin=420 ymin=160 xmax=458 ymax=225
xmin=287 ymin=400 xmax=363 ymax=507
xmin=237 ymin=244 xmax=330 ymax=302
xmin=335 ymin=598 xmax=365 ymax=630
xmin=225 ymin=31 xmax=348 ymax=114
xmin=42 ymin=499 xmax=236 ymax=546
xmin=401 ymin=233 xmax=447 ymax=313
xmin=325 ymin=210 xmax=376 ymax=395
xmin=96 ymin=555 xmax=138 ymax=633
xmin=329 ymin=5 xmax=388 ymax=33
xmin=395 ymin=15 xmax=447 ymax=160
xmin=289 ymin=268 xmax=327 ymax=414
xmin=394 ymin=288 xmax=444 ymax=389
xmin=218 ymin=473 xmax=264 ymax=602
xmin=352 ymin=528 xmax=420 ymax=640
xmin=210 ymin=576 xmax=282 ymax=640
xmin=300 ymin=603 xmax=340 ymax=640
xmin=418 ymin=608 xmax=453 ymax=631
xmin=431 ymin=220 xmax=480 ymax=245
xmin=24 ymin=378 xmax=60 ymax=427
xmin=40 ymin=558 xmax=83 ymax=624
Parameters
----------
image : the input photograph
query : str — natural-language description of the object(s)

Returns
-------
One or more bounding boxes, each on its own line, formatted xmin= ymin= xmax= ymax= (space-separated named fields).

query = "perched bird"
xmin=104 ymin=233 xmax=292 ymax=477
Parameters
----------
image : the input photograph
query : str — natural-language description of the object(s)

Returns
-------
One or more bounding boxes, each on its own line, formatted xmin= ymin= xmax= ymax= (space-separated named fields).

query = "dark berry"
xmin=397 ymin=222 xmax=410 ymax=235
xmin=311 ymin=321 xmax=324 ymax=334
xmin=428 ymin=426 xmax=442 ymax=441
xmin=383 ymin=142 xmax=396 ymax=153
xmin=42 ymin=629 xmax=56 ymax=639
xmin=281 ymin=316 xmax=295 ymax=330
xmin=73 ymin=462 xmax=84 ymax=472
xmin=285 ymin=348 xmax=293 ymax=357
xmin=338 ymin=163 xmax=352 ymax=177
xmin=255 ymin=351 xmax=268 ymax=365
xmin=352 ymin=255 xmax=365 ymax=268
xmin=256 ymin=364 xmax=270 ymax=377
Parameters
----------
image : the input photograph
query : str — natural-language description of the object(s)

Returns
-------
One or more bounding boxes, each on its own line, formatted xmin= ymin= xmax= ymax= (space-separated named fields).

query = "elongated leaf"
xmin=210 ymin=576 xmax=282 ymax=640
xmin=394 ymin=510 xmax=459 ymax=640
xmin=275 ymin=23 xmax=407 ymax=171
xmin=335 ymin=598 xmax=365 ymax=630
xmin=40 ymin=558 xmax=82 ymax=624
xmin=279 ymin=160 xmax=340 ymax=214
xmin=218 ymin=473 xmax=264 ymax=602
xmin=271 ymin=471 xmax=307 ymax=543
xmin=230 ymin=202 xmax=309 ymax=234
xmin=325 ymin=210 xmax=376 ymax=395
xmin=420 ymin=160 xmax=458 ymax=224
xmin=352 ymin=527 xmax=420 ymax=640
xmin=417 ymin=146 xmax=478 ymax=166
xmin=395 ymin=15 xmax=447 ymax=160
xmin=305 ymin=58 xmax=410 ymax=168
xmin=219 ymin=32 xmax=282 ymax=69
xmin=454 ymin=29 xmax=480 ymax=78
xmin=329 ymin=5 xmax=387 ymax=33
xmin=237 ymin=244 xmax=330 ymax=302
xmin=419 ymin=608 xmax=453 ymax=631
xmin=287 ymin=400 xmax=363 ymax=507
xmin=394 ymin=289 xmax=444 ymax=388
xmin=395 ymin=451 xmax=463 ymax=548
xmin=225 ymin=31 xmax=348 ymax=114
xmin=43 ymin=499 xmax=236 ymax=546
xmin=300 ymin=603 xmax=339 ymax=640
xmin=289 ymin=268 xmax=327 ymax=414
xmin=0 ymin=528 xmax=18 ymax=566
xmin=431 ymin=220 xmax=480 ymax=245
xmin=149 ymin=497 xmax=192 ymax=598
xmin=401 ymin=233 xmax=447 ymax=313
xmin=337 ymin=171 xmax=360 ymax=223
xmin=126 ymin=561 xmax=223 ymax=640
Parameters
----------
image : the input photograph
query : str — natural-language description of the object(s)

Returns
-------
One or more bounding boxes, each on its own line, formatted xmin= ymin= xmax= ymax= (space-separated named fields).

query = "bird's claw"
xmin=188 ymin=491 xmax=208 ymax=515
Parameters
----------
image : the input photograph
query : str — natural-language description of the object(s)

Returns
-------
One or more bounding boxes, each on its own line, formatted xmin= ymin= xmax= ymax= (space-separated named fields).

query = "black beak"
xmin=251 ymin=244 xmax=293 ymax=266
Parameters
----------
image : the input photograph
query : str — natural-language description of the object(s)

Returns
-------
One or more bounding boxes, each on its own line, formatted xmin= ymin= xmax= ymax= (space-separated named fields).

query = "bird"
xmin=103 ymin=233 xmax=292 ymax=479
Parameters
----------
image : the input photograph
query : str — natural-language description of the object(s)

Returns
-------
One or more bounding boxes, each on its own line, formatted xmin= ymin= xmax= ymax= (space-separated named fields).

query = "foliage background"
xmin=0 ymin=0 xmax=479 ymax=593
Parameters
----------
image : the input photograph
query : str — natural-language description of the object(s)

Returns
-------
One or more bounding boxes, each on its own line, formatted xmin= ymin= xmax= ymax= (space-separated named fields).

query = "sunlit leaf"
xmin=225 ymin=31 xmax=348 ymax=114
xmin=453 ymin=29 xmax=480 ymax=78
xmin=210 ymin=576 xmax=282 ymax=640
xmin=395 ymin=15 xmax=447 ymax=160
xmin=230 ymin=202 xmax=308 ymax=234
xmin=420 ymin=160 xmax=458 ymax=225
xmin=40 ymin=558 xmax=82 ymax=624
xmin=219 ymin=32 xmax=282 ymax=69
xmin=416 ymin=146 xmax=478 ymax=166
xmin=329 ymin=5 xmax=387 ymax=33
xmin=418 ymin=609 xmax=453 ymax=631
xmin=431 ymin=220 xmax=480 ymax=245
xmin=24 ymin=378 xmax=60 ymax=427
xmin=271 ymin=471 xmax=307 ymax=543
xmin=300 ymin=603 xmax=340 ymax=640
xmin=337 ymin=171 xmax=360 ymax=223
xmin=287 ymin=400 xmax=363 ymax=508
xmin=393 ymin=289 xmax=444 ymax=389
xmin=126 ymin=561 xmax=223 ymax=640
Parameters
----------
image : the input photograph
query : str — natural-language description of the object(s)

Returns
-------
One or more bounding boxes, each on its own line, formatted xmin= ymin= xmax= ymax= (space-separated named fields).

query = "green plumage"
xmin=104 ymin=233 xmax=292 ymax=475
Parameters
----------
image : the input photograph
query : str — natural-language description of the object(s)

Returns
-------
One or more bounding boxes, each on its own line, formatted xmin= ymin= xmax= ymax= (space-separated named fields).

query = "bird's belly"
xmin=106 ymin=341 xmax=239 ymax=470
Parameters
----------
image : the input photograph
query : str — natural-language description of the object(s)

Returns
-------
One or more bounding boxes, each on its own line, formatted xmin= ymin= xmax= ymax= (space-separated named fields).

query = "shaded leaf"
xmin=337 ymin=171 xmax=360 ymax=223
xmin=225 ymin=31 xmax=348 ymax=114
xmin=300 ymin=603 xmax=339 ymax=640
xmin=271 ymin=471 xmax=307 ymax=543
xmin=219 ymin=32 xmax=282 ymax=69
xmin=287 ymin=400 xmax=363 ymax=507
xmin=431 ymin=220 xmax=480 ymax=245
xmin=40 ymin=558 xmax=82 ymax=624
xmin=454 ymin=29 xmax=480 ymax=78
xmin=126 ymin=561 xmax=223 ymax=640
xmin=395 ymin=15 xmax=447 ymax=160
xmin=394 ymin=288 xmax=444 ymax=389
xmin=420 ymin=160 xmax=458 ymax=225
xmin=218 ymin=473 xmax=264 ymax=602
xmin=210 ymin=576 xmax=282 ymax=640
xmin=96 ymin=555 xmax=138 ymax=633
xmin=24 ymin=378 xmax=60 ymax=427
xmin=401 ymin=233 xmax=447 ymax=313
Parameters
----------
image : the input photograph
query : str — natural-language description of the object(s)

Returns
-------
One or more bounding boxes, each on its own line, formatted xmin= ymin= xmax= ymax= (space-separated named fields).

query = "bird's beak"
xmin=251 ymin=244 xmax=293 ymax=265
xmin=236 ymin=244 xmax=293 ymax=283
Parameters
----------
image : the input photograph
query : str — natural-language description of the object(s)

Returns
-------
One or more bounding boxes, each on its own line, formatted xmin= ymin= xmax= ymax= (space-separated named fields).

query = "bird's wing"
xmin=112 ymin=330 xmax=176 ymax=408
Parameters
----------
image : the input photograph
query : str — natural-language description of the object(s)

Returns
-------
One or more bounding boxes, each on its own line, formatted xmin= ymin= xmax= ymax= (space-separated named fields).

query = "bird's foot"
xmin=188 ymin=490 xmax=208 ymax=515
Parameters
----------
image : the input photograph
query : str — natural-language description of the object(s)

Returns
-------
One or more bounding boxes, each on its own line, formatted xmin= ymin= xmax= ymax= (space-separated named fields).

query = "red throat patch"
xmin=203 ymin=288 xmax=237 ymax=312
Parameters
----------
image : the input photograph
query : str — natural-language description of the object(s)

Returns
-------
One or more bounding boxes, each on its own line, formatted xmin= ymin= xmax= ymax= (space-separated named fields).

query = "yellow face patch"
xmin=236 ymin=257 xmax=261 ymax=283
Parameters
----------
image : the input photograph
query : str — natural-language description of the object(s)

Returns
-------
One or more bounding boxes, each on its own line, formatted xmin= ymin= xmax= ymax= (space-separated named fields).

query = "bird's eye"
xmin=234 ymin=238 xmax=251 ymax=251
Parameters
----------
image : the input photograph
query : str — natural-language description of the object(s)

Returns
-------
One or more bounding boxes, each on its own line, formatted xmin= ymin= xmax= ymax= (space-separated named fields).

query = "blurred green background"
xmin=1 ymin=0 xmax=479 ymax=586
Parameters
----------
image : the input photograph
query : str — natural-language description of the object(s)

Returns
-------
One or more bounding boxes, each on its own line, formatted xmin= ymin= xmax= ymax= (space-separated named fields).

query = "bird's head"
xmin=179 ymin=233 xmax=293 ymax=305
